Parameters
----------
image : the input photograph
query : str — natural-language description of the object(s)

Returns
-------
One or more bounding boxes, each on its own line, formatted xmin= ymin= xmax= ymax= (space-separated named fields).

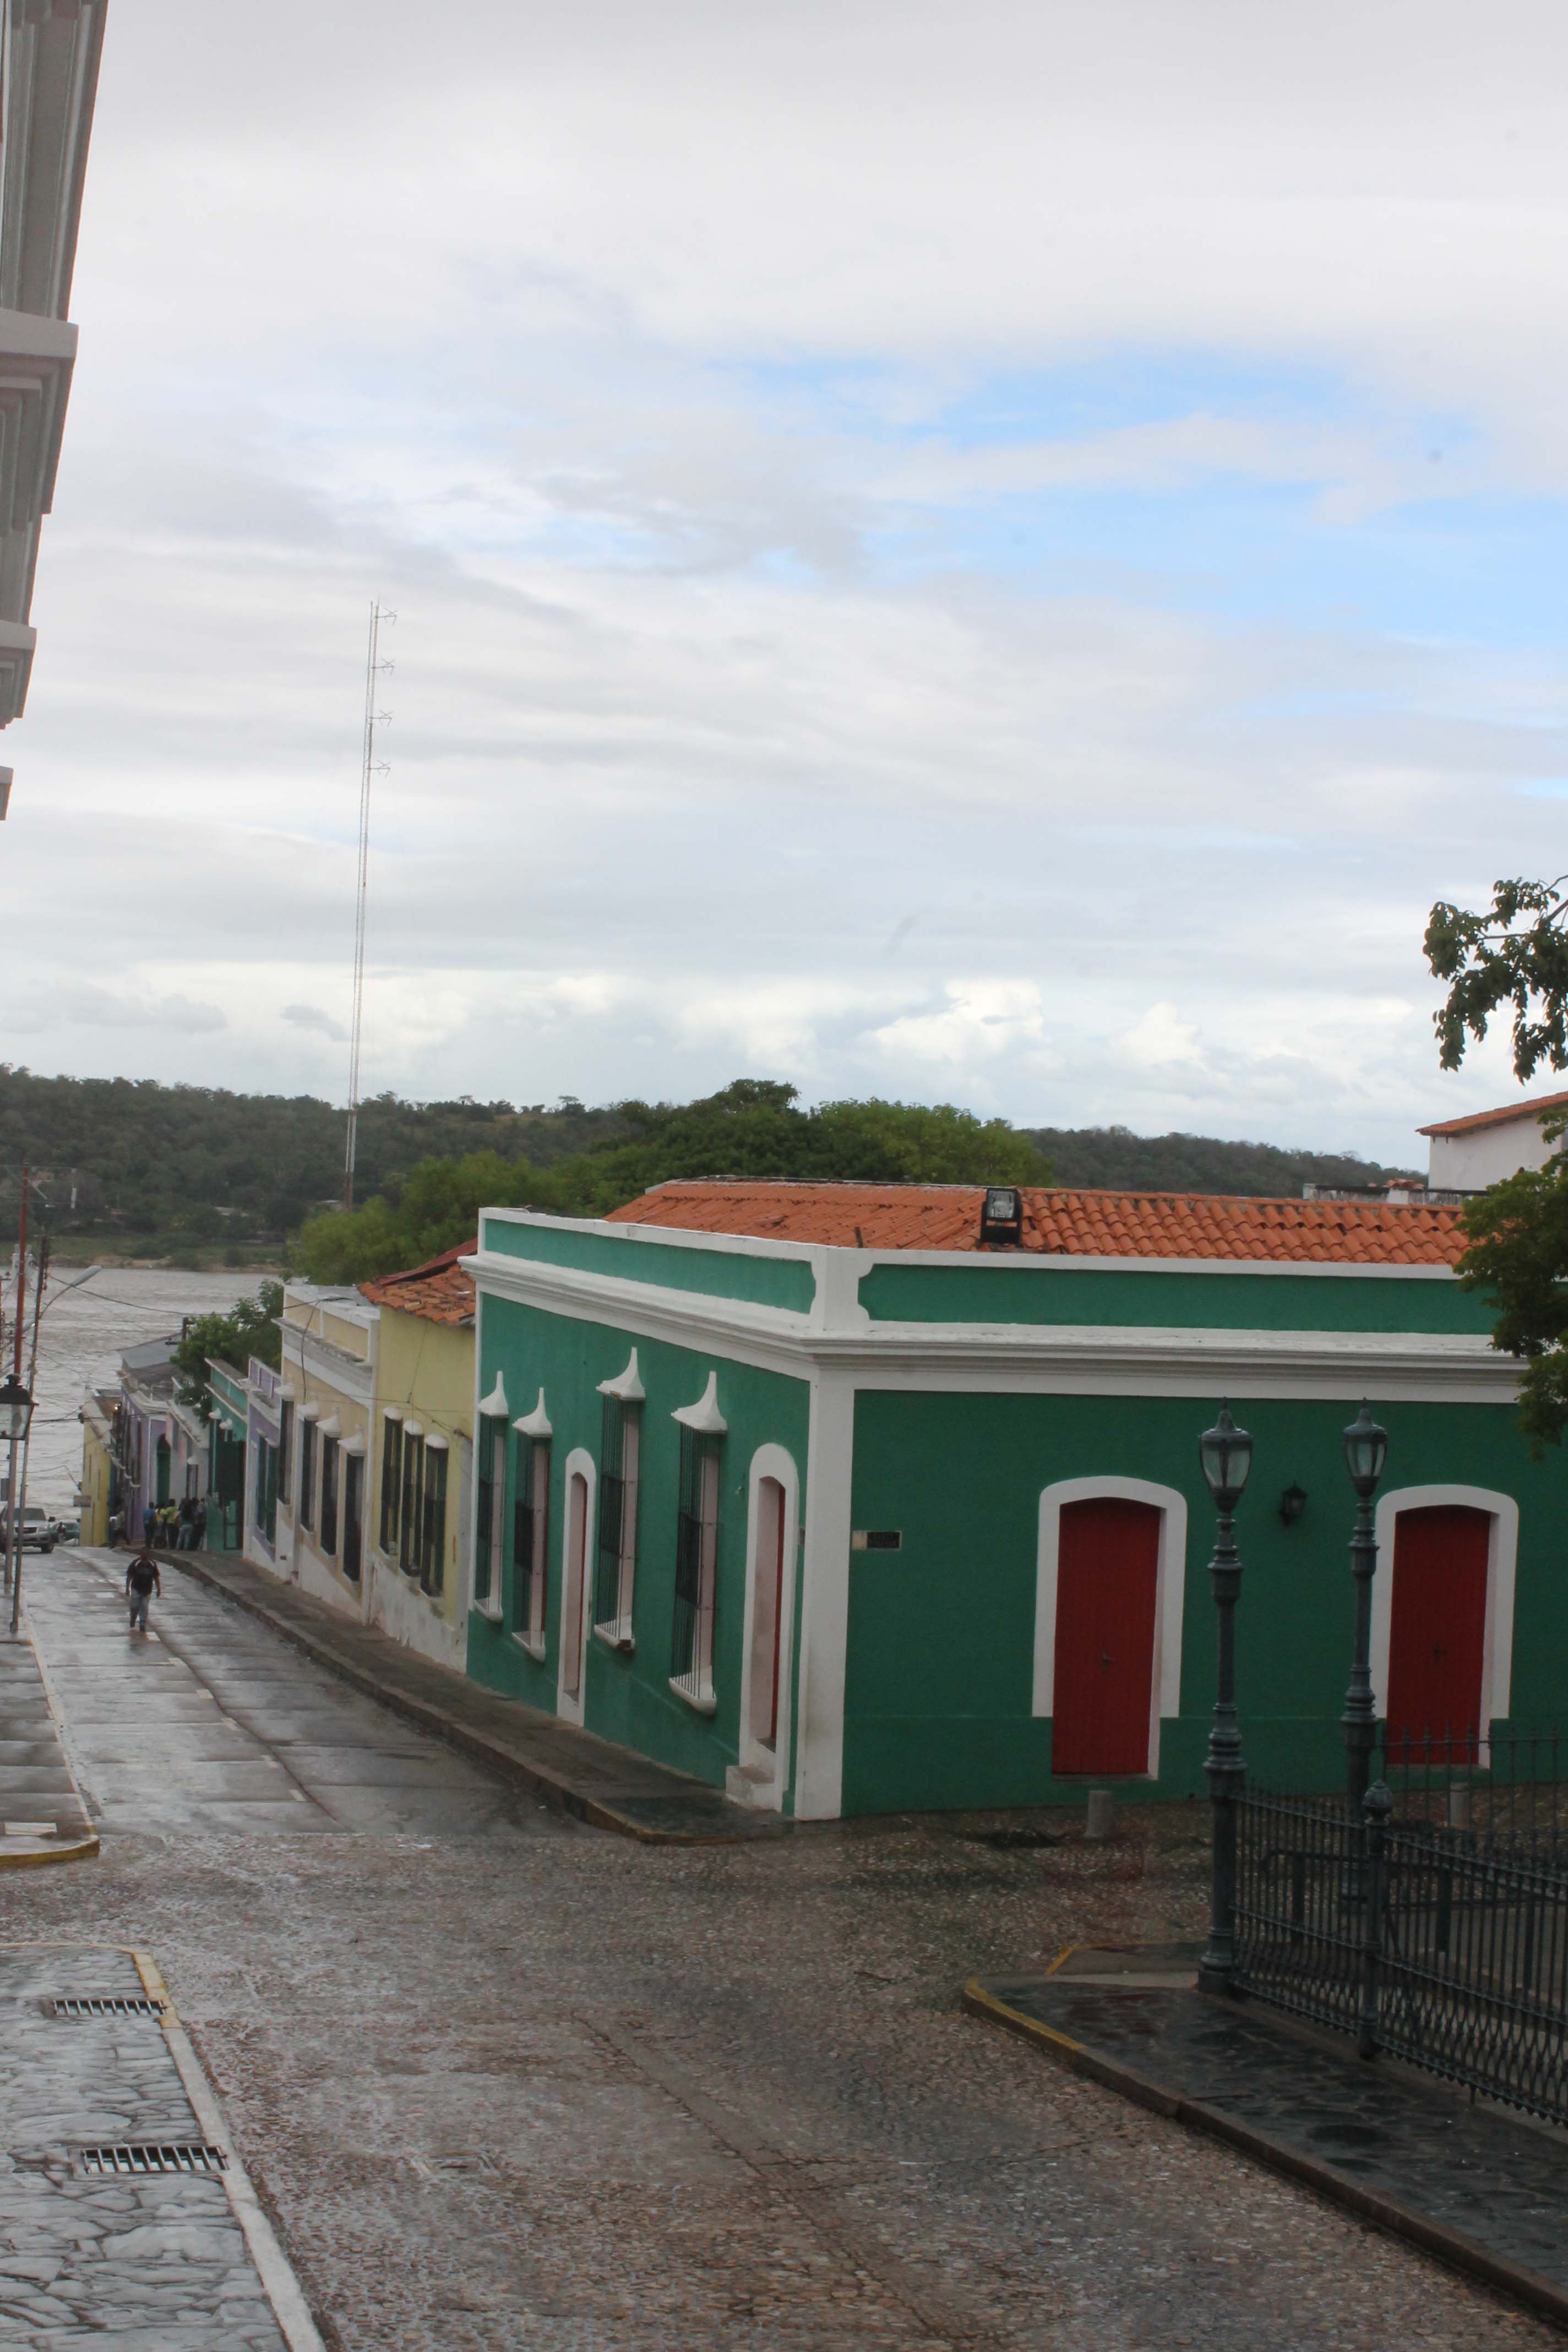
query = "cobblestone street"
xmin=0 ymin=1549 xmax=1554 ymax=2349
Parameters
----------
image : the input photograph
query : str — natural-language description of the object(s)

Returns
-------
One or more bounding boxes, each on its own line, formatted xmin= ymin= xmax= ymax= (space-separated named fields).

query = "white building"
xmin=0 ymin=0 xmax=107 ymax=809
xmin=1419 ymin=1090 xmax=1568 ymax=1194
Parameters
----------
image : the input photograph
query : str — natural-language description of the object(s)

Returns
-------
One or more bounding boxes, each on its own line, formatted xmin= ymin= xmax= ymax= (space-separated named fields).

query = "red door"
xmin=1052 ymin=1498 xmax=1159 ymax=1776
xmin=1386 ymin=1505 xmax=1489 ymax=1756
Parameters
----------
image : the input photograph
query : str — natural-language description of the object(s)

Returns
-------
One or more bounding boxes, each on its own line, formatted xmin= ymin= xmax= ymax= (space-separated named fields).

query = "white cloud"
xmin=1122 ymin=1004 xmax=1205 ymax=1072
xmin=282 ymin=1003 xmax=347 ymax=1043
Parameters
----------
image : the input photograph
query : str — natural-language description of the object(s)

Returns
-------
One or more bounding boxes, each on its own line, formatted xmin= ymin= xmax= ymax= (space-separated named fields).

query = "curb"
xmin=168 ymin=1552 xmax=775 ymax=1846
xmin=962 ymin=1973 xmax=1568 ymax=2333
xmin=2 ymin=1618 xmax=98 ymax=1871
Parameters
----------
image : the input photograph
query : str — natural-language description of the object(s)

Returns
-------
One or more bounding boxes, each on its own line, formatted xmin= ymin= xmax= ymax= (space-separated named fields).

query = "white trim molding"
xmin=1371 ymin=1484 xmax=1518 ymax=1738
xmin=1033 ymin=1477 xmax=1189 ymax=1778
xmin=673 ymin=1370 xmax=726 ymax=1433
xmin=557 ymin=1447 xmax=596 ymax=1728
xmin=734 ymin=1444 xmax=802 ymax=1810
xmin=477 ymin=1373 xmax=509 ymax=1419
xmin=515 ymin=1388 xmax=552 ymax=1438
xmin=598 ymin=1347 xmax=646 ymax=1402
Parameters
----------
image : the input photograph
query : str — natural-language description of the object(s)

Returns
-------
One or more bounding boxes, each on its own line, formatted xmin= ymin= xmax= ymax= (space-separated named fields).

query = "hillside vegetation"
xmin=0 ymin=1063 xmax=1414 ymax=1272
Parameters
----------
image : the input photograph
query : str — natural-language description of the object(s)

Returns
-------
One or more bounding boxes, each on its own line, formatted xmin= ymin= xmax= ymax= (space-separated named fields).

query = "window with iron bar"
xmin=400 ymin=1434 xmax=422 ymax=1576
xmin=512 ymin=1435 xmax=549 ymax=1652
xmin=671 ymin=1424 xmax=721 ymax=1711
xmin=421 ymin=1446 xmax=448 ymax=1596
xmin=379 ymin=1415 xmax=402 ymax=1554
xmin=319 ymin=1435 xmax=339 ymax=1558
xmin=475 ymin=1420 xmax=505 ymax=1611
xmin=343 ymin=1452 xmax=363 ymax=1581
xmin=277 ymin=1401 xmax=292 ymax=1506
xmin=595 ymin=1395 xmax=640 ymax=1647
xmin=299 ymin=1419 xmax=317 ymax=1531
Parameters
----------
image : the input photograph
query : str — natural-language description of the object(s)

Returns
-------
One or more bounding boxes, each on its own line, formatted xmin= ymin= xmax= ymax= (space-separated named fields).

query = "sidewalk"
xmin=967 ymin=1943 xmax=1568 ymax=2329
xmin=159 ymin=1548 xmax=790 ymax=1844
xmin=0 ymin=1941 xmax=322 ymax=2349
xmin=0 ymin=1631 xmax=96 ymax=1866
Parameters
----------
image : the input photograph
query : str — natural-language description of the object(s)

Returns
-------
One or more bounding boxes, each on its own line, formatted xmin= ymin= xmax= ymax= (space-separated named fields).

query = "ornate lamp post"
xmin=1198 ymin=1400 xmax=1254 ymax=1997
xmin=1341 ymin=1400 xmax=1389 ymax=1814
xmin=0 ymin=1374 xmax=33 ymax=1621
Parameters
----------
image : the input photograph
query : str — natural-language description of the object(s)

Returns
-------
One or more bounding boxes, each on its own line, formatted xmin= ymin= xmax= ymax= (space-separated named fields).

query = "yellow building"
xmin=357 ymin=1244 xmax=475 ymax=1670
xmin=77 ymin=1385 xmax=117 ymax=1545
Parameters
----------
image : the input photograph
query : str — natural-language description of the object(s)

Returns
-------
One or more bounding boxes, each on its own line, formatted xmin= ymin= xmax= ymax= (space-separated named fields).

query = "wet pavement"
xmin=30 ymin=1553 xmax=513 ymax=1839
xmin=973 ymin=1950 xmax=1568 ymax=2321
xmin=0 ymin=1544 xmax=1559 ymax=2350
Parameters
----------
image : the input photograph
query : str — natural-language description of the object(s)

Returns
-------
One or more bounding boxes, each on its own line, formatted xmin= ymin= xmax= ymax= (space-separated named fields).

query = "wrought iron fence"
xmin=1376 ymin=1725 xmax=1568 ymax=1864
xmin=1234 ymin=1775 xmax=1568 ymax=2126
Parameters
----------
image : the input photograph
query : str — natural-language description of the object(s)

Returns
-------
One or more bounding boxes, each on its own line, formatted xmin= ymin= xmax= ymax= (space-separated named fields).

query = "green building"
xmin=465 ymin=1179 xmax=1541 ymax=1820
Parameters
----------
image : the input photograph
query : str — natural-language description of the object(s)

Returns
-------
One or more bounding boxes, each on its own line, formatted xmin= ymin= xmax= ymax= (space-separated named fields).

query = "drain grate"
xmin=78 ymin=2142 xmax=227 ymax=2177
xmin=51 ymin=1996 xmax=166 ymax=2019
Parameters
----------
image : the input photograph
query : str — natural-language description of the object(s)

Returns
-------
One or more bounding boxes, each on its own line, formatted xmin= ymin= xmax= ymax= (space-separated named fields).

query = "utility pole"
xmin=10 ymin=1226 xmax=46 ymax=1636
xmin=4 ymin=1167 xmax=27 ymax=1600
xmin=344 ymin=598 xmax=394 ymax=1212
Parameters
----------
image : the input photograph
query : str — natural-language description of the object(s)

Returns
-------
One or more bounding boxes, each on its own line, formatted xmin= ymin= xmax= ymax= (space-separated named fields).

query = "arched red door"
xmin=1386 ymin=1505 xmax=1489 ymax=1756
xmin=1052 ymin=1498 xmax=1160 ymax=1776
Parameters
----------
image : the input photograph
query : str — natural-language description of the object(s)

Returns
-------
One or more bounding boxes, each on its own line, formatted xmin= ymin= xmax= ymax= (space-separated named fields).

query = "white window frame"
xmin=1371 ymin=1485 xmax=1518 ymax=1752
xmin=737 ymin=1444 xmax=801 ymax=1806
xmin=594 ymin=1350 xmax=645 ymax=1649
xmin=670 ymin=1374 xmax=726 ymax=1716
xmin=473 ymin=1418 xmax=507 ymax=1621
xmin=557 ymin=1449 xmax=596 ymax=1727
xmin=512 ymin=1391 xmax=552 ymax=1660
xmin=1033 ymin=1476 xmax=1188 ymax=1780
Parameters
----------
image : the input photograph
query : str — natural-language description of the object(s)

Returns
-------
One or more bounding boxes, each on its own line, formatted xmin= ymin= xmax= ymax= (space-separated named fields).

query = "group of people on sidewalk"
xmin=111 ymin=1495 xmax=206 ymax=1551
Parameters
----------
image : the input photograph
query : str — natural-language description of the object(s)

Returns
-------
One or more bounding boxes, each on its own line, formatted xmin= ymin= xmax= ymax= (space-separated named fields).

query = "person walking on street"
xmin=141 ymin=1501 xmax=156 ymax=1547
xmin=158 ymin=1500 xmax=178 ymax=1548
xmin=190 ymin=1495 xmax=207 ymax=1551
xmin=177 ymin=1496 xmax=195 ymax=1550
xmin=125 ymin=1545 xmax=160 ymax=1635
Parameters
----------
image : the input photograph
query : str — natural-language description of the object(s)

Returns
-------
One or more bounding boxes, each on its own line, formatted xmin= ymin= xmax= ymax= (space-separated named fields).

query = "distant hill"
xmin=1023 ymin=1124 xmax=1418 ymax=1197
xmin=0 ymin=1064 xmax=1424 ymax=1265
xmin=0 ymin=1069 xmax=624 ymax=1258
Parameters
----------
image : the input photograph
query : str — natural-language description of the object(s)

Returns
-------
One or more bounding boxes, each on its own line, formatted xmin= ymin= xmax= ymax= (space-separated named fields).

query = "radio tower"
xmin=344 ymin=599 xmax=394 ymax=1212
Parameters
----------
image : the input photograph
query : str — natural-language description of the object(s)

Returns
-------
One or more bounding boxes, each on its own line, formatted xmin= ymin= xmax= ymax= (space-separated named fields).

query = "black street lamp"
xmin=1198 ymin=1400 xmax=1254 ymax=1997
xmin=1341 ymin=1400 xmax=1389 ymax=1814
xmin=0 ymin=1374 xmax=32 ymax=1613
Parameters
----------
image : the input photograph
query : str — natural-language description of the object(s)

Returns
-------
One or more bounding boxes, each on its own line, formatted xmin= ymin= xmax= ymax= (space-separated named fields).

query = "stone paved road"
xmin=0 ymin=1944 xmax=288 ymax=2350
xmin=3 ymin=1549 xmax=1557 ymax=2350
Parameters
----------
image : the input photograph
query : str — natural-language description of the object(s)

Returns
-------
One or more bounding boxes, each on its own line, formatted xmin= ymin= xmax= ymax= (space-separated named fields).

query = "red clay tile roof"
xmin=359 ymin=1239 xmax=476 ymax=1325
xmin=606 ymin=1183 xmax=1467 ymax=1267
xmin=1417 ymin=1090 xmax=1568 ymax=1139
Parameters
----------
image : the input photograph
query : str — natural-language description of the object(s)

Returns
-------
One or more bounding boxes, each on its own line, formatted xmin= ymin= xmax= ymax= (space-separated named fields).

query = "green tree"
xmin=289 ymin=1082 xmax=1052 ymax=1281
xmin=172 ymin=1281 xmax=284 ymax=1415
xmin=291 ymin=1152 xmax=568 ymax=1282
xmin=1424 ymin=873 xmax=1568 ymax=1445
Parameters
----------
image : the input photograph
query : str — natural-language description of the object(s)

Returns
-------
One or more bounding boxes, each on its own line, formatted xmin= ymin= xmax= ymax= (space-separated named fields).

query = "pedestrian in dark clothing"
xmin=141 ymin=1502 xmax=156 ymax=1546
xmin=125 ymin=1545 xmax=160 ymax=1634
xmin=191 ymin=1496 xmax=207 ymax=1550
xmin=177 ymin=1497 xmax=195 ymax=1550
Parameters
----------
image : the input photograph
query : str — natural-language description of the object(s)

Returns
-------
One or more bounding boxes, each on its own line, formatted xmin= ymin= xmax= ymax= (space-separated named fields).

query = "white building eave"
xmin=466 ymin=1246 xmax=1518 ymax=1405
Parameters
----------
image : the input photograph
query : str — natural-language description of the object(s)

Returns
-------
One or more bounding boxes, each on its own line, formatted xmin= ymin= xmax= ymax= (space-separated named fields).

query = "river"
xmin=12 ymin=1268 xmax=270 ymax=1516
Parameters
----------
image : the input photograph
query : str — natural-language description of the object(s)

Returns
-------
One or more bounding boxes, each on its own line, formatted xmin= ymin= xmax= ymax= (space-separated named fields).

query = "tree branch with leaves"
xmin=1425 ymin=874 xmax=1568 ymax=1446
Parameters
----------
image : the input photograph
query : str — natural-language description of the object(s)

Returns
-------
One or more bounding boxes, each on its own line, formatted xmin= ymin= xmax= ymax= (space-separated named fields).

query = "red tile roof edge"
xmin=1418 ymin=1091 xmax=1568 ymax=1138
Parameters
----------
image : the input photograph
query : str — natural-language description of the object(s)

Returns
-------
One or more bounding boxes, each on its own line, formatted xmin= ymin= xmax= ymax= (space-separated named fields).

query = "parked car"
xmin=0 ymin=1506 xmax=61 ymax=1553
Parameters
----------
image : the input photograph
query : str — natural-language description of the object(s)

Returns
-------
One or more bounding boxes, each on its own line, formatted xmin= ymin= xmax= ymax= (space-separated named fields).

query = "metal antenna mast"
xmin=344 ymin=598 xmax=394 ymax=1212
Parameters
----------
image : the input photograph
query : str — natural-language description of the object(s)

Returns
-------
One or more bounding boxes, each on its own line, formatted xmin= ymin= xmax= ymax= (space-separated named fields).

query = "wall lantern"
xmin=1198 ymin=1400 xmax=1253 ymax=1513
xmin=1278 ymin=1482 xmax=1308 ymax=1527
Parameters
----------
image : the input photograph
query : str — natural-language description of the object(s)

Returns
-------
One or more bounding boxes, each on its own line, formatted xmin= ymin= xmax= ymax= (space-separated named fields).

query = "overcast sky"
xmin=6 ymin=0 xmax=1567 ymax=1163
